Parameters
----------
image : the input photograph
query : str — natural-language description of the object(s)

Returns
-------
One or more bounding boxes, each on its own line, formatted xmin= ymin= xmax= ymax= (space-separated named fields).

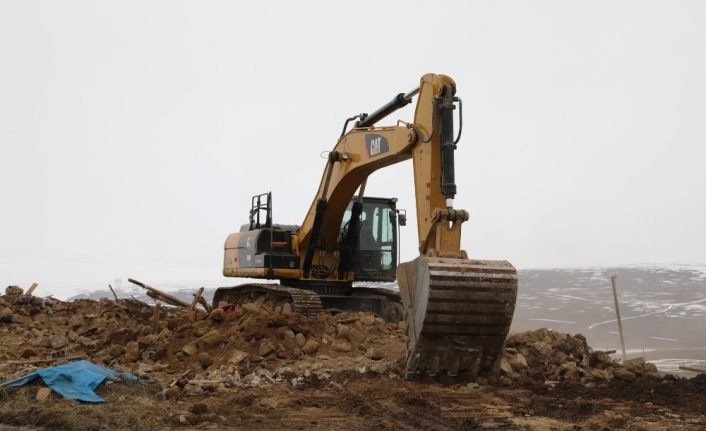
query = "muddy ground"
xmin=0 ymin=287 xmax=704 ymax=430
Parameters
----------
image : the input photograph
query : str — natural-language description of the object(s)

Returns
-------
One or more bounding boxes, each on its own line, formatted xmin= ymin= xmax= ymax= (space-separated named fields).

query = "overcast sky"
xmin=1 ymin=1 xmax=705 ymax=298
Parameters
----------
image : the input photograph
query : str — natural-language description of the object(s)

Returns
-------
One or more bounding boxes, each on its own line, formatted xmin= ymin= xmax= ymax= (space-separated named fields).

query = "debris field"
xmin=0 ymin=285 xmax=705 ymax=431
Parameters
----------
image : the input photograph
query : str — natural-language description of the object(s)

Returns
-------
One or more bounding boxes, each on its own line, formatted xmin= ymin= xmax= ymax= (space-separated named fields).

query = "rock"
xmin=77 ymin=336 xmax=97 ymax=348
xmin=624 ymin=357 xmax=646 ymax=374
xmin=37 ymin=337 xmax=52 ymax=348
xmin=193 ymin=322 xmax=211 ymax=338
xmin=367 ymin=348 xmax=385 ymax=360
xmin=21 ymin=346 xmax=41 ymax=358
xmin=66 ymin=330 xmax=78 ymax=343
xmin=281 ymin=303 xmax=292 ymax=315
xmin=175 ymin=322 xmax=193 ymax=333
xmin=336 ymin=324 xmax=350 ymax=340
xmin=558 ymin=362 xmax=585 ymax=381
xmin=302 ymin=339 xmax=319 ymax=355
xmin=277 ymin=326 xmax=295 ymax=341
xmin=137 ymin=334 xmax=158 ymax=348
xmin=644 ymin=362 xmax=659 ymax=375
xmin=228 ymin=349 xmax=249 ymax=365
xmin=259 ymin=397 xmax=280 ymax=409
xmin=164 ymin=386 xmax=181 ymax=400
xmin=181 ymin=342 xmax=198 ymax=356
xmin=198 ymin=352 xmax=213 ymax=369
xmin=348 ymin=328 xmax=365 ymax=346
xmin=198 ymin=330 xmax=224 ymax=349
xmin=5 ymin=286 xmax=23 ymax=296
xmin=190 ymin=402 xmax=209 ymax=415
xmin=0 ymin=307 xmax=14 ymax=323
xmin=67 ymin=314 xmax=84 ymax=329
xmin=550 ymin=350 xmax=568 ymax=365
xmin=135 ymin=363 xmax=153 ymax=376
xmin=258 ymin=339 xmax=276 ymax=357
xmin=209 ymin=308 xmax=225 ymax=323
xmin=294 ymin=333 xmax=306 ymax=347
xmin=108 ymin=344 xmax=125 ymax=358
xmin=35 ymin=387 xmax=52 ymax=401
xmin=503 ymin=348 xmax=528 ymax=372
xmin=241 ymin=373 xmax=263 ymax=387
xmin=333 ymin=341 xmax=352 ymax=352
xmin=530 ymin=341 xmax=553 ymax=358
xmin=325 ymin=323 xmax=336 ymax=335
xmin=588 ymin=369 xmax=612 ymax=382
xmin=125 ymin=341 xmax=140 ymax=362
xmin=499 ymin=357 xmax=515 ymax=376
xmin=49 ymin=335 xmax=69 ymax=350
xmin=360 ymin=315 xmax=376 ymax=326
xmin=613 ymin=368 xmax=637 ymax=382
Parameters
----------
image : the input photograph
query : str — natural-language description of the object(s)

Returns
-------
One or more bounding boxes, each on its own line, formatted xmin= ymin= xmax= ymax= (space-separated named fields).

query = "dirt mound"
xmin=500 ymin=328 xmax=660 ymax=385
xmin=0 ymin=289 xmax=405 ymax=397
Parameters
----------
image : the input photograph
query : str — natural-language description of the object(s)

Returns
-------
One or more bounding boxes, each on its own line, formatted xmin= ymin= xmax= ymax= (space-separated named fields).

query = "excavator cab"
xmin=339 ymin=196 xmax=400 ymax=282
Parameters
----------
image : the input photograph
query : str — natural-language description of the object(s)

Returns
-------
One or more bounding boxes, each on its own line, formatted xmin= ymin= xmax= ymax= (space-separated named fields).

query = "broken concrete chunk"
xmin=258 ymin=339 xmax=276 ymax=357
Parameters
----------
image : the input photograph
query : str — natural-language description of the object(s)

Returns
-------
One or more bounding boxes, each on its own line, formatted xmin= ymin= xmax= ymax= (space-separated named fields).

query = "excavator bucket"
xmin=397 ymin=257 xmax=518 ymax=378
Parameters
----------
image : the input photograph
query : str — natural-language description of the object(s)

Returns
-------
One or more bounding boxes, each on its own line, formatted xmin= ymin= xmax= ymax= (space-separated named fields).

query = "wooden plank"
xmin=152 ymin=302 xmax=161 ymax=334
xmin=190 ymin=287 xmax=204 ymax=321
xmin=128 ymin=278 xmax=190 ymax=308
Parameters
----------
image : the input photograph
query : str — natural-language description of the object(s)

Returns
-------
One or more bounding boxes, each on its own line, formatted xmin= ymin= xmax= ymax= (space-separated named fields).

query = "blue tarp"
xmin=0 ymin=360 xmax=137 ymax=403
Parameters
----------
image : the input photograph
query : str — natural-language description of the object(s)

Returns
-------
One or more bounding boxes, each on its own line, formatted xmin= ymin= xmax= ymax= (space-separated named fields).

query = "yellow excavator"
xmin=214 ymin=73 xmax=518 ymax=378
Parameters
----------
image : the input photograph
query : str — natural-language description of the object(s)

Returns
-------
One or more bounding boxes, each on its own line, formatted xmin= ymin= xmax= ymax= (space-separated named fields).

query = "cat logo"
xmin=365 ymin=134 xmax=389 ymax=157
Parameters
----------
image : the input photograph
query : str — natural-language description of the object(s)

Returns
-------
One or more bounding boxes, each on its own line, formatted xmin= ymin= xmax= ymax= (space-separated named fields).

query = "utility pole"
xmin=611 ymin=274 xmax=627 ymax=361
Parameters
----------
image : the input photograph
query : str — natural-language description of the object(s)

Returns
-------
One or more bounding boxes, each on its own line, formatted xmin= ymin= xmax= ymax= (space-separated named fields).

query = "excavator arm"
xmin=297 ymin=74 xmax=466 ymax=270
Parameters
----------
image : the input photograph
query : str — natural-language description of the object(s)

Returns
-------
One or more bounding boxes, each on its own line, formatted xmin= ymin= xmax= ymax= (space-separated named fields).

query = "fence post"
xmin=611 ymin=274 xmax=627 ymax=361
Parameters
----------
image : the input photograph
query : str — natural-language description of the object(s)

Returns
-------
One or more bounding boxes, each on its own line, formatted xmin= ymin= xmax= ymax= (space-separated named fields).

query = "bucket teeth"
xmin=397 ymin=257 xmax=518 ymax=378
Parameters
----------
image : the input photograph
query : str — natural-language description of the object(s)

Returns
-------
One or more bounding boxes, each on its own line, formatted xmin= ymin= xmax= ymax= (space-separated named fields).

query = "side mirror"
xmin=397 ymin=210 xmax=407 ymax=227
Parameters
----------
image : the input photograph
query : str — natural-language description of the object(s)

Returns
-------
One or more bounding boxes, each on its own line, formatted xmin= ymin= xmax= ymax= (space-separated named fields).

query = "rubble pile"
xmin=1 ymin=285 xmax=664 ymax=399
xmin=501 ymin=328 xmax=660 ymax=384
xmin=0 ymin=286 xmax=404 ymax=398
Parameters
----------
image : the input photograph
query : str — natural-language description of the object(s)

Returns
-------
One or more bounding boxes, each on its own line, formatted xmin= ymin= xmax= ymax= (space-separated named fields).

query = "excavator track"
xmin=212 ymin=283 xmax=323 ymax=317
xmin=397 ymin=257 xmax=518 ymax=378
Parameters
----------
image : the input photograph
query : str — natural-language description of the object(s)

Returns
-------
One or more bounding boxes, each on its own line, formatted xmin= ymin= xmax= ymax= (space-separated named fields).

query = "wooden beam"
xmin=128 ymin=278 xmax=190 ymax=308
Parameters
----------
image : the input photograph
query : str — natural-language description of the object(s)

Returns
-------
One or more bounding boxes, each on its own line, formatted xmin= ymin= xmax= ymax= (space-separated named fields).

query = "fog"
xmin=1 ymin=1 xmax=705 ymax=298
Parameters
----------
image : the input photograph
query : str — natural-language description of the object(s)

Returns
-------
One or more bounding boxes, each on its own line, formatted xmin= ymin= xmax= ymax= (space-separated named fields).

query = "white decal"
xmin=369 ymin=137 xmax=381 ymax=156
